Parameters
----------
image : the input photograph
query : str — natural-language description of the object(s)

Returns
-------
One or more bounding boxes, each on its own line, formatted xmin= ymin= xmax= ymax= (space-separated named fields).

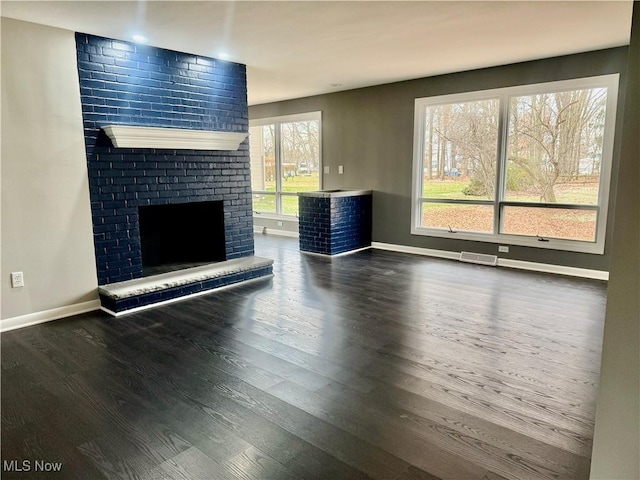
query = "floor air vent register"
xmin=459 ymin=251 xmax=498 ymax=266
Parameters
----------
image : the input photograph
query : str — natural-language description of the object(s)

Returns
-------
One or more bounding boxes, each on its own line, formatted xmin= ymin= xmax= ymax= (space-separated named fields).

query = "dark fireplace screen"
xmin=138 ymin=200 xmax=226 ymax=276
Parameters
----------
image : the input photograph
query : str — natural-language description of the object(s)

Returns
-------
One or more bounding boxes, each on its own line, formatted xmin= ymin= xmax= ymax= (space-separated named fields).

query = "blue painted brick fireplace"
xmin=75 ymin=33 xmax=256 ymax=286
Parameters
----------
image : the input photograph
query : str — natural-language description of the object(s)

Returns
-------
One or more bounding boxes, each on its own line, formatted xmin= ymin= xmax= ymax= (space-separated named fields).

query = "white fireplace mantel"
xmin=102 ymin=125 xmax=248 ymax=150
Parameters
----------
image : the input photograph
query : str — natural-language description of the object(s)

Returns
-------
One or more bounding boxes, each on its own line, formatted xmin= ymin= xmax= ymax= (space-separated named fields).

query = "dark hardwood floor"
xmin=1 ymin=235 xmax=607 ymax=480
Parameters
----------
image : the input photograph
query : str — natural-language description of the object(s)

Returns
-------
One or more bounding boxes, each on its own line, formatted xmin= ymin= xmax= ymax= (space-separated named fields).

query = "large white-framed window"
xmin=412 ymin=74 xmax=619 ymax=254
xmin=249 ymin=112 xmax=322 ymax=218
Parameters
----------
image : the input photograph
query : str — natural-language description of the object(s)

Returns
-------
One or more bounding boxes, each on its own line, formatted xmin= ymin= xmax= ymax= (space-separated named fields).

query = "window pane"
xmin=505 ymin=88 xmax=608 ymax=205
xmin=249 ymin=125 xmax=276 ymax=192
xmin=502 ymin=206 xmax=597 ymax=241
xmin=281 ymin=195 xmax=299 ymax=217
xmin=280 ymin=120 xmax=321 ymax=194
xmin=423 ymin=99 xmax=499 ymax=200
xmin=252 ymin=193 xmax=276 ymax=214
xmin=421 ymin=203 xmax=494 ymax=233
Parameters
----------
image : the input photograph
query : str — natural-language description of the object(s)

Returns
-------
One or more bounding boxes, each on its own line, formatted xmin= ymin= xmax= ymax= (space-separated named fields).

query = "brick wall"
xmin=330 ymin=195 xmax=372 ymax=254
xmin=75 ymin=33 xmax=253 ymax=285
xmin=299 ymin=197 xmax=332 ymax=253
xmin=299 ymin=194 xmax=372 ymax=255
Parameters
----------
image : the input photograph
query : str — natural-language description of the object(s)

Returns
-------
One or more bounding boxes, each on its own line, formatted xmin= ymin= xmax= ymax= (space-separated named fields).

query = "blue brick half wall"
xmin=75 ymin=33 xmax=254 ymax=285
xmin=299 ymin=193 xmax=373 ymax=255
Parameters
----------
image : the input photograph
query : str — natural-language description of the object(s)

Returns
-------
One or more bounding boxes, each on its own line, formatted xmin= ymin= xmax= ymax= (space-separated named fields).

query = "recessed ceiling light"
xmin=132 ymin=34 xmax=148 ymax=44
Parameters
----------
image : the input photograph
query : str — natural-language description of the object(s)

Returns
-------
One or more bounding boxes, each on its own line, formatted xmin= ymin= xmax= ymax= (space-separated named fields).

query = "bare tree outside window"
xmin=506 ymin=88 xmax=607 ymax=204
xmin=421 ymin=99 xmax=499 ymax=232
xmin=413 ymin=75 xmax=617 ymax=251
xmin=423 ymin=99 xmax=499 ymax=197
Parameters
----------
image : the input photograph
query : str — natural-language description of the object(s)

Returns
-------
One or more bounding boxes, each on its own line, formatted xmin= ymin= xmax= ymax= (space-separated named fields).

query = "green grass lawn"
xmin=253 ymin=173 xmax=320 ymax=215
xmin=253 ymin=174 xmax=599 ymax=218
xmin=424 ymin=177 xmax=599 ymax=204
xmin=423 ymin=179 xmax=474 ymax=199
xmin=281 ymin=173 xmax=320 ymax=193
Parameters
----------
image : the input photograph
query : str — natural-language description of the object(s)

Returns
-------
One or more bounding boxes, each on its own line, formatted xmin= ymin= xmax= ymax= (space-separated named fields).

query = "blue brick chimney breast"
xmin=75 ymin=33 xmax=254 ymax=285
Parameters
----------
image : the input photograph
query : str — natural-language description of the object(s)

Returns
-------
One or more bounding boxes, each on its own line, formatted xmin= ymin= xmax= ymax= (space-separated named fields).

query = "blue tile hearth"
xmin=99 ymin=256 xmax=273 ymax=314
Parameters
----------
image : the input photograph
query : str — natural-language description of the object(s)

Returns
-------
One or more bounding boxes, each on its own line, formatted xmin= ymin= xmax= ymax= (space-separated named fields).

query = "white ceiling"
xmin=1 ymin=1 xmax=633 ymax=105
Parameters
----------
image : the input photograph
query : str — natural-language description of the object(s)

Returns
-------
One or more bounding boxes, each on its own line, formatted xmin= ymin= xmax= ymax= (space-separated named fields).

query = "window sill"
xmin=253 ymin=213 xmax=299 ymax=223
xmin=411 ymin=226 xmax=604 ymax=255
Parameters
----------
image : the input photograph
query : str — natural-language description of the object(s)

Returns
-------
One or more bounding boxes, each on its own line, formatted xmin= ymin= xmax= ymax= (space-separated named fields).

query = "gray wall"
xmin=250 ymin=47 xmax=629 ymax=271
xmin=1 ymin=18 xmax=98 ymax=321
xmin=590 ymin=3 xmax=640 ymax=478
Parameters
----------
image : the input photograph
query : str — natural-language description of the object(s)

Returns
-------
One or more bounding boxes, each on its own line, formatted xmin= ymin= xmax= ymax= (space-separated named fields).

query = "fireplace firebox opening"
xmin=138 ymin=200 xmax=226 ymax=277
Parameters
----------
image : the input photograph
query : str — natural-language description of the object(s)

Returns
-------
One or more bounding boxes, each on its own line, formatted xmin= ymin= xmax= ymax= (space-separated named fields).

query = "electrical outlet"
xmin=498 ymin=245 xmax=509 ymax=253
xmin=11 ymin=271 xmax=24 ymax=288
xmin=277 ymin=221 xmax=283 ymax=227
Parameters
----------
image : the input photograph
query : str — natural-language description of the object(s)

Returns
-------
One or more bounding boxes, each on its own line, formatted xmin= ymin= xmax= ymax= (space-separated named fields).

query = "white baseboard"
xmin=301 ymin=246 xmax=372 ymax=258
xmin=371 ymin=242 xmax=609 ymax=281
xmin=372 ymin=242 xmax=460 ymax=261
xmin=254 ymin=226 xmax=299 ymax=238
xmin=497 ymin=258 xmax=609 ymax=280
xmin=0 ymin=299 xmax=101 ymax=333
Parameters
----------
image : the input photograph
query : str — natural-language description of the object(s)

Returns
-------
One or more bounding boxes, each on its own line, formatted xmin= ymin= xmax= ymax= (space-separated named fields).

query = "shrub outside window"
xmin=412 ymin=75 xmax=619 ymax=254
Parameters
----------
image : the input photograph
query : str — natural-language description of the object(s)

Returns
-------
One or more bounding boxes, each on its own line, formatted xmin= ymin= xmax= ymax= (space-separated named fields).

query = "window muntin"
xmin=412 ymin=75 xmax=618 ymax=254
xmin=250 ymin=112 xmax=321 ymax=217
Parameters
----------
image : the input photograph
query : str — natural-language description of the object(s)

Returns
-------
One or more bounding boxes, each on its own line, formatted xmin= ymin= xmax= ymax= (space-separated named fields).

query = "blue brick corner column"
xmin=298 ymin=190 xmax=372 ymax=256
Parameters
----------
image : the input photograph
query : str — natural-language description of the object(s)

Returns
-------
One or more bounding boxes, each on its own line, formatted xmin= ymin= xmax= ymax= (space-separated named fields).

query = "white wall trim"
xmin=253 ymin=226 xmax=299 ymax=238
xmin=497 ymin=258 xmax=609 ymax=280
xmin=253 ymin=213 xmax=300 ymax=223
xmin=372 ymin=242 xmax=609 ymax=280
xmin=0 ymin=299 xmax=101 ymax=333
xmin=102 ymin=125 xmax=247 ymax=150
xmin=372 ymin=242 xmax=461 ymax=260
xmin=301 ymin=246 xmax=372 ymax=258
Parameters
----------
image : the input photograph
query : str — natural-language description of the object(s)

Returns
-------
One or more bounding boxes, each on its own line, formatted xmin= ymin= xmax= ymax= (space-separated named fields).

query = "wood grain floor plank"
xmin=266 ymin=379 xmax=490 ymax=480
xmin=359 ymin=381 xmax=590 ymax=472
xmin=223 ymin=446 xmax=300 ymax=480
xmin=281 ymin=441 xmax=376 ymax=480
xmin=190 ymin=376 xmax=411 ymax=480
xmin=319 ymin=381 xmax=590 ymax=480
xmin=1 ymin=234 xmax=606 ymax=480
xmin=1 ymin=419 xmax=109 ymax=480
xmin=144 ymin=446 xmax=235 ymax=480
xmin=340 ymin=342 xmax=596 ymax=441
xmin=394 ymin=466 xmax=445 ymax=480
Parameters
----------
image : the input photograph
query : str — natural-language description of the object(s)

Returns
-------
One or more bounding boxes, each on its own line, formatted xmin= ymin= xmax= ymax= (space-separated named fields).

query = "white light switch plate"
xmin=324 ymin=166 xmax=330 ymax=174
